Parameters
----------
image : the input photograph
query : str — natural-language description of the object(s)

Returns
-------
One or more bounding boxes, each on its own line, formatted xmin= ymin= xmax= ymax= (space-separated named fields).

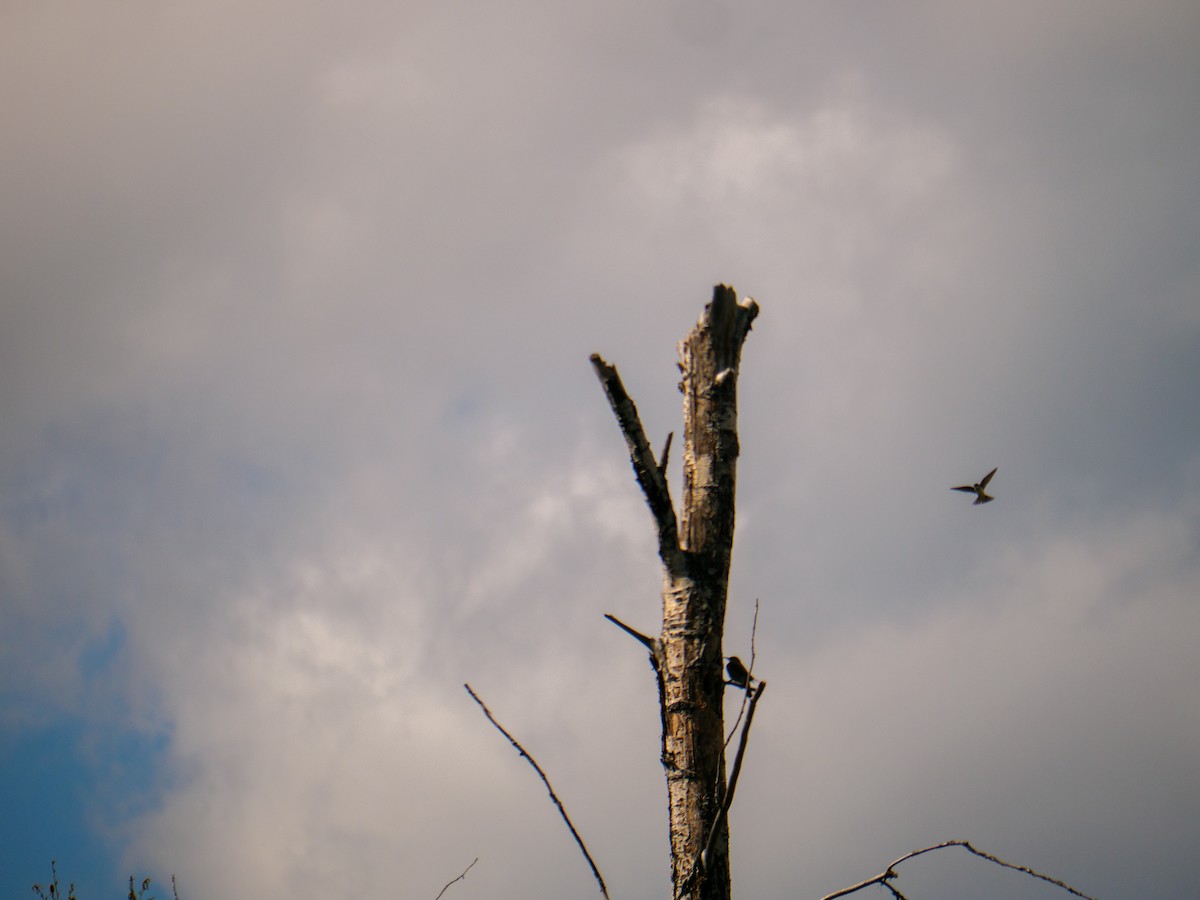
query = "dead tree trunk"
xmin=592 ymin=284 xmax=759 ymax=900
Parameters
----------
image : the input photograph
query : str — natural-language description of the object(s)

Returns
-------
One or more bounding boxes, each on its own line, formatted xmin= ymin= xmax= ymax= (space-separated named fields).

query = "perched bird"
xmin=952 ymin=467 xmax=998 ymax=505
xmin=726 ymin=656 xmax=752 ymax=690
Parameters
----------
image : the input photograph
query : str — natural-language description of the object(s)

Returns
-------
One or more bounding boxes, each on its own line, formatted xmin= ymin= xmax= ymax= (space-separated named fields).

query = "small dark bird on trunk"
xmin=726 ymin=656 xmax=754 ymax=692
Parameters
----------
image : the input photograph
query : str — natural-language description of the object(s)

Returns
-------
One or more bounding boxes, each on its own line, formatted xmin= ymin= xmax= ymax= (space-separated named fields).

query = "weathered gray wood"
xmin=595 ymin=284 xmax=758 ymax=900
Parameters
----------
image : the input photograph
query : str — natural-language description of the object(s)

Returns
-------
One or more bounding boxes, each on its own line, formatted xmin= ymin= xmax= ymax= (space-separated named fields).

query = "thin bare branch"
xmin=748 ymin=599 xmax=759 ymax=675
xmin=960 ymin=842 xmax=1100 ymax=898
xmin=604 ymin=612 xmax=660 ymax=655
xmin=590 ymin=353 xmax=683 ymax=574
xmin=819 ymin=840 xmax=1100 ymax=900
xmin=464 ymin=684 xmax=609 ymax=899
xmin=658 ymin=431 xmax=674 ymax=475
xmin=705 ymin=682 xmax=766 ymax=863
xmin=724 ymin=599 xmax=761 ymax=749
xmin=433 ymin=857 xmax=478 ymax=900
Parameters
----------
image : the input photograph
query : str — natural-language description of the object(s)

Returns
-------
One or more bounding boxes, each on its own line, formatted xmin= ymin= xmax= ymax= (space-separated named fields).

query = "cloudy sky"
xmin=3 ymin=2 xmax=1199 ymax=898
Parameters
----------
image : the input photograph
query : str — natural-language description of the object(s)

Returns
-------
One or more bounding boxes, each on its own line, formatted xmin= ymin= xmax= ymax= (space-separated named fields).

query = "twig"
xmin=703 ymin=681 xmax=766 ymax=866
xmin=658 ymin=431 xmax=674 ymax=474
xmin=604 ymin=612 xmax=660 ymax=656
xmin=433 ymin=857 xmax=478 ymax=900
xmin=678 ymin=679 xmax=768 ymax=897
xmin=32 ymin=860 xmax=76 ymax=900
xmin=724 ymin=599 xmax=760 ymax=749
xmin=464 ymin=684 xmax=609 ymax=898
xmin=590 ymin=353 xmax=684 ymax=575
xmin=819 ymin=840 xmax=1100 ymax=900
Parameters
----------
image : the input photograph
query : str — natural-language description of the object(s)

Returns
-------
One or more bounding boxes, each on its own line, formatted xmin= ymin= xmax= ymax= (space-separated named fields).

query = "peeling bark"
xmin=594 ymin=284 xmax=758 ymax=900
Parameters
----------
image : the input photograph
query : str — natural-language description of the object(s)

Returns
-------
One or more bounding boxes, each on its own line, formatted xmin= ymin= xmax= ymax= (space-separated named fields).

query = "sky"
xmin=2 ymin=2 xmax=1198 ymax=898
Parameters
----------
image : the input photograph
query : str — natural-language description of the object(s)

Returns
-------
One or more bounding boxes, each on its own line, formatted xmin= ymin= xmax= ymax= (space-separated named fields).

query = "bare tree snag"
xmin=593 ymin=284 xmax=759 ymax=900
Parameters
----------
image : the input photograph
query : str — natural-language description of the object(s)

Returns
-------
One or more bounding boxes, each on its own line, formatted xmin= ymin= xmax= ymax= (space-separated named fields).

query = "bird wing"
xmin=979 ymin=467 xmax=998 ymax=488
xmin=951 ymin=485 xmax=976 ymax=493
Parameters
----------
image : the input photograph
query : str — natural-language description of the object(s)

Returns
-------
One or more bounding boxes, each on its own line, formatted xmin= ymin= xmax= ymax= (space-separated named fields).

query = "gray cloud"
xmin=2 ymin=1 xmax=1198 ymax=898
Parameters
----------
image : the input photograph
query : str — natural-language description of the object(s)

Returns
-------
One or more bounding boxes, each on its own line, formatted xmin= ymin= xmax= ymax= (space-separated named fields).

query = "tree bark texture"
xmin=592 ymin=285 xmax=758 ymax=900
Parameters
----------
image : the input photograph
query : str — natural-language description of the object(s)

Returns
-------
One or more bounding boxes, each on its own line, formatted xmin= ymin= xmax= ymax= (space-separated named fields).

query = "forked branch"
xmin=820 ymin=840 xmax=1100 ymax=900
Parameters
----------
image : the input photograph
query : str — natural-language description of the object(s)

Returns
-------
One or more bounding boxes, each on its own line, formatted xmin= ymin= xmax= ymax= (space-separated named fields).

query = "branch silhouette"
xmin=677 ymin=676 xmax=768 ymax=898
xmin=604 ymin=612 xmax=660 ymax=657
xmin=433 ymin=857 xmax=478 ymax=900
xmin=820 ymin=840 xmax=1100 ymax=900
xmin=589 ymin=353 xmax=684 ymax=576
xmin=464 ymin=684 xmax=609 ymax=898
xmin=724 ymin=598 xmax=760 ymax=749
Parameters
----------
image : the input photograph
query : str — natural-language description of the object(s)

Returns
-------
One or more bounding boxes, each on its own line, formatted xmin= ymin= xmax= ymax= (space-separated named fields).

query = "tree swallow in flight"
xmin=952 ymin=467 xmax=998 ymax=505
